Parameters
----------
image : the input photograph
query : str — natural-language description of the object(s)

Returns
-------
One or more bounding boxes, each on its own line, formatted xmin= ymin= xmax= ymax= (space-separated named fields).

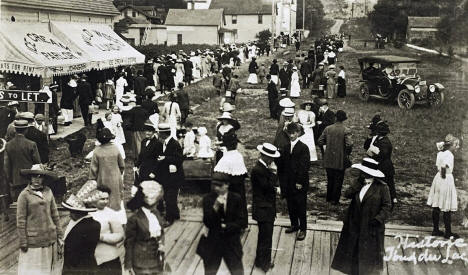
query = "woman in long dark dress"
xmin=331 ymin=158 xmax=391 ymax=275
xmin=337 ymin=66 xmax=347 ymax=97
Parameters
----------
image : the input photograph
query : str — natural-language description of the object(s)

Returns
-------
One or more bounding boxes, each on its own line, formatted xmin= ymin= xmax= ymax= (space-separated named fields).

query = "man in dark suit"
xmin=20 ymin=112 xmax=49 ymax=164
xmin=316 ymin=99 xmax=336 ymax=156
xmin=277 ymin=122 xmax=310 ymax=240
xmin=300 ymin=57 xmax=312 ymax=88
xmin=183 ymin=57 xmax=194 ymax=85
xmin=176 ymin=83 xmax=190 ymax=124
xmin=4 ymin=120 xmax=41 ymax=201
xmin=251 ymin=143 xmax=281 ymax=272
xmin=62 ymin=197 xmax=101 ymax=274
xmin=77 ymin=75 xmax=94 ymax=126
xmin=279 ymin=62 xmax=290 ymax=89
xmin=157 ymin=63 xmax=168 ymax=93
xmin=156 ymin=123 xmax=184 ymax=226
xmin=121 ymin=100 xmax=149 ymax=161
xmin=200 ymin=172 xmax=246 ymax=275
xmin=266 ymin=74 xmax=279 ymax=119
xmin=135 ymin=123 xmax=163 ymax=182
xmin=134 ymin=70 xmax=147 ymax=104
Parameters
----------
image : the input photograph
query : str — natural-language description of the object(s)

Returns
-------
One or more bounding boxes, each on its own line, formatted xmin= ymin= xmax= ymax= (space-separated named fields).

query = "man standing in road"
xmin=318 ymin=110 xmax=353 ymax=205
xmin=77 ymin=75 xmax=93 ymax=126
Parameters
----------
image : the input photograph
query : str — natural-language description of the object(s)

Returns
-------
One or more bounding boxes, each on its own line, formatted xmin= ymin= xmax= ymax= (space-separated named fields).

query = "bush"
xmin=135 ymin=44 xmax=220 ymax=59
xmin=393 ymin=40 xmax=405 ymax=48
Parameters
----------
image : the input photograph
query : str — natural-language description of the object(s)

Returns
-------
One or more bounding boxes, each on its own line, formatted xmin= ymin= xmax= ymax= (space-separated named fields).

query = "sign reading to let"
xmin=0 ymin=89 xmax=52 ymax=103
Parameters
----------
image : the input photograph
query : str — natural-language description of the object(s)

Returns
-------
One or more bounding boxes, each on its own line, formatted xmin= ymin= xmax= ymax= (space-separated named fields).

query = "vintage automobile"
xmin=358 ymin=55 xmax=445 ymax=109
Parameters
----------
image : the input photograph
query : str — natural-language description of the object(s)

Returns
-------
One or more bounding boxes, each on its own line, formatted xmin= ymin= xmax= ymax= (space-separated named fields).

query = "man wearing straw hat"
xmin=252 ymin=143 xmax=281 ymax=272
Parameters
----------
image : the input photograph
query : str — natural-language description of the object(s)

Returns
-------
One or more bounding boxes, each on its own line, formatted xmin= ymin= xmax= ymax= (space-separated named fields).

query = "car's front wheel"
xmin=397 ymin=89 xmax=415 ymax=109
xmin=359 ymin=84 xmax=370 ymax=102
xmin=428 ymin=91 xmax=445 ymax=107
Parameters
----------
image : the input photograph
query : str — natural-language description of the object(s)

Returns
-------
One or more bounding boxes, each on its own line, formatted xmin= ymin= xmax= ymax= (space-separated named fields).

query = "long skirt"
xmin=327 ymin=82 xmax=336 ymax=99
xmin=427 ymin=173 xmax=458 ymax=212
xmin=174 ymin=71 xmax=184 ymax=88
xmin=247 ymin=73 xmax=258 ymax=84
xmin=271 ymin=75 xmax=279 ymax=85
xmin=290 ymin=80 xmax=301 ymax=98
xmin=300 ymin=126 xmax=318 ymax=161
xmin=337 ymin=77 xmax=346 ymax=97
xmin=18 ymin=243 xmax=63 ymax=275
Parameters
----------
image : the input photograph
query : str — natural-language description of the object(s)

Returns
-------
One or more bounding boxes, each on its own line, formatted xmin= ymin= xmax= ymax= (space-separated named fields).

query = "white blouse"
xmin=141 ymin=207 xmax=162 ymax=238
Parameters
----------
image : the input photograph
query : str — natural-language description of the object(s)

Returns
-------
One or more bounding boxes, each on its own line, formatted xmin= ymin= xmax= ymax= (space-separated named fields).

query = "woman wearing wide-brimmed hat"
xmin=215 ymin=112 xmax=240 ymax=163
xmin=427 ymin=134 xmax=460 ymax=239
xmin=331 ymin=158 xmax=391 ymax=275
xmin=325 ymin=64 xmax=337 ymax=99
xmin=17 ymin=165 xmax=63 ymax=275
xmin=297 ymin=101 xmax=318 ymax=161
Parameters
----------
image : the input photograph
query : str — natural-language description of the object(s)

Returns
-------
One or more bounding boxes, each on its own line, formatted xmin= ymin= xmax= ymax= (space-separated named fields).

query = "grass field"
xmin=50 ymin=38 xmax=468 ymax=227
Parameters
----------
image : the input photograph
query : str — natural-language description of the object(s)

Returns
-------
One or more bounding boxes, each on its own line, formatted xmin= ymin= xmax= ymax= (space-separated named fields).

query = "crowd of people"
xmin=0 ymin=32 xmax=465 ymax=275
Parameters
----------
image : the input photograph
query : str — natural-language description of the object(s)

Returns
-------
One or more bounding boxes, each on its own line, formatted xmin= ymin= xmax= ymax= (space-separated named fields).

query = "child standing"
xmin=427 ymin=134 xmax=460 ymax=239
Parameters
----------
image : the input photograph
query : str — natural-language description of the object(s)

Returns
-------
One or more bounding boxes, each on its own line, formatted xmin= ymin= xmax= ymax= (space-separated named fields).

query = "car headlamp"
xmin=429 ymin=85 xmax=436 ymax=93
xmin=415 ymin=85 xmax=420 ymax=93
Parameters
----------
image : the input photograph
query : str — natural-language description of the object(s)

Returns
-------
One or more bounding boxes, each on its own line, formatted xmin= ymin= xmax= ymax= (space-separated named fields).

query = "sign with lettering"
xmin=0 ymin=89 xmax=51 ymax=103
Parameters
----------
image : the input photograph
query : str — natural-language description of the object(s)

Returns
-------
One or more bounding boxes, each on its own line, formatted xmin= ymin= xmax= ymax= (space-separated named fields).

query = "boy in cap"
xmin=199 ymin=172 xmax=246 ymax=275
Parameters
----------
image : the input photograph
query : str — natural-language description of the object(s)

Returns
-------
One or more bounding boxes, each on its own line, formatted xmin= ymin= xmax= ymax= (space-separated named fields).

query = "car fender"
xmin=404 ymin=84 xmax=415 ymax=90
xmin=433 ymin=83 xmax=445 ymax=90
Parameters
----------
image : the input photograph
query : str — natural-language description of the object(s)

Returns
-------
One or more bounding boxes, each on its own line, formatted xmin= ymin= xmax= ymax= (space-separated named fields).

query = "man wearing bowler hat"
xmin=252 ymin=143 xmax=281 ymax=272
xmin=318 ymin=110 xmax=353 ymax=205
xmin=199 ymin=172 xmax=246 ymax=275
xmin=77 ymin=74 xmax=94 ymax=126
xmin=156 ymin=123 xmax=184 ymax=227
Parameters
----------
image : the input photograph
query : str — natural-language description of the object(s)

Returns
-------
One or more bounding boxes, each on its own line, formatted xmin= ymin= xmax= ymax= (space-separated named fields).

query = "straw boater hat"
xmin=13 ymin=120 xmax=29 ymax=128
xmin=20 ymin=164 xmax=57 ymax=178
xmin=21 ymin=112 xmax=35 ymax=121
xmin=257 ymin=143 xmax=280 ymax=158
xmin=62 ymin=180 xmax=98 ymax=212
xmin=222 ymin=102 xmax=236 ymax=112
xmin=351 ymin=158 xmax=385 ymax=178
xmin=282 ymin=108 xmax=295 ymax=117
xmin=7 ymin=101 xmax=19 ymax=107
xmin=279 ymin=97 xmax=295 ymax=108
xmin=157 ymin=123 xmax=171 ymax=133
xmin=217 ymin=112 xmax=235 ymax=121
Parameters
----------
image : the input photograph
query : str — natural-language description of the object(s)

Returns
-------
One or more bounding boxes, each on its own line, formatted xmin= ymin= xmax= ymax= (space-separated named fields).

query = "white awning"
xmin=50 ymin=22 xmax=145 ymax=70
xmin=0 ymin=22 xmax=91 ymax=78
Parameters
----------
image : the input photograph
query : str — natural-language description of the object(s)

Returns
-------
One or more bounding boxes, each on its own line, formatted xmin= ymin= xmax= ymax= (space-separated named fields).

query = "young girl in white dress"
xmin=110 ymin=106 xmax=126 ymax=145
xmin=161 ymin=93 xmax=181 ymax=138
xmin=427 ymin=134 xmax=460 ymax=239
xmin=197 ymin=127 xmax=214 ymax=158
xmin=290 ymin=67 xmax=301 ymax=98
xmin=297 ymin=102 xmax=318 ymax=161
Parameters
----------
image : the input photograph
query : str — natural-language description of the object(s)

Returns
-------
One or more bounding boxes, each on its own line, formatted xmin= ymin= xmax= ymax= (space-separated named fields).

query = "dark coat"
xmin=0 ymin=107 xmax=15 ymax=137
xmin=311 ymin=68 xmax=325 ymax=90
xmin=318 ymin=122 xmax=353 ymax=170
xmin=251 ymin=161 xmax=277 ymax=222
xmin=76 ymin=80 xmax=93 ymax=105
xmin=267 ymin=81 xmax=278 ymax=102
xmin=331 ymin=178 xmax=391 ymax=275
xmin=122 ymin=106 xmax=149 ymax=131
xmin=157 ymin=65 xmax=168 ymax=82
xmin=141 ymin=99 xmax=159 ymax=115
xmin=184 ymin=60 xmax=193 ymax=77
xmin=63 ymin=217 xmax=101 ymax=274
xmin=279 ymin=68 xmax=290 ymax=88
xmin=25 ymin=126 xmax=49 ymax=163
xmin=248 ymin=61 xmax=258 ymax=74
xmin=317 ymin=109 xmax=335 ymax=139
xmin=4 ymin=134 xmax=40 ymax=188
xmin=176 ymin=89 xmax=190 ymax=111
xmin=60 ymin=85 xmax=77 ymax=109
xmin=125 ymin=208 xmax=165 ymax=272
xmin=201 ymin=191 xmax=246 ymax=259
xmin=276 ymin=140 xmax=310 ymax=197
xmin=364 ymin=135 xmax=395 ymax=177
xmin=158 ymin=138 xmax=184 ymax=188
xmin=269 ymin=63 xmax=279 ymax=75
xmin=136 ymin=137 xmax=163 ymax=181
xmin=134 ymin=75 xmax=147 ymax=97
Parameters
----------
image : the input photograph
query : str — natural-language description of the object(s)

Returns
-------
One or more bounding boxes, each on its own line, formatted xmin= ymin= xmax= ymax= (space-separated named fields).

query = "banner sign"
xmin=0 ymin=89 xmax=52 ymax=103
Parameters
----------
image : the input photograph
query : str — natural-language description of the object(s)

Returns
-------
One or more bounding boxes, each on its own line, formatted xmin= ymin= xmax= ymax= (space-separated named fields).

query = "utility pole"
xmin=272 ymin=0 xmax=276 ymax=47
xmin=302 ymin=0 xmax=305 ymax=40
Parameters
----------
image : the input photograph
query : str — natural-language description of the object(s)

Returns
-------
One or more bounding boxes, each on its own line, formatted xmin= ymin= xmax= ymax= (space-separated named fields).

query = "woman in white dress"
xmin=297 ymin=102 xmax=318 ymax=161
xmin=290 ymin=67 xmax=301 ymax=98
xmin=161 ymin=93 xmax=181 ymax=138
xmin=197 ymin=127 xmax=214 ymax=158
xmin=115 ymin=73 xmax=127 ymax=107
xmin=110 ymin=106 xmax=126 ymax=145
xmin=190 ymin=52 xmax=201 ymax=79
xmin=427 ymin=134 xmax=460 ymax=239
xmin=174 ymin=59 xmax=185 ymax=88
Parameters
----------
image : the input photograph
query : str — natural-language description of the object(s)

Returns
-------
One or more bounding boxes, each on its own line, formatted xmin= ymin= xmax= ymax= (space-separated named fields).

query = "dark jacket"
xmin=267 ymin=81 xmax=278 ymax=102
xmin=157 ymin=65 xmax=168 ymax=82
xmin=279 ymin=68 xmax=290 ymax=85
xmin=122 ymin=106 xmax=149 ymax=131
xmin=77 ymin=80 xmax=93 ymax=105
xmin=318 ymin=121 xmax=353 ymax=170
xmin=158 ymin=138 xmax=184 ymax=188
xmin=4 ymin=134 xmax=40 ymax=188
xmin=25 ymin=126 xmax=49 ymax=163
xmin=317 ymin=109 xmax=335 ymax=139
xmin=136 ymin=137 xmax=163 ymax=181
xmin=176 ymin=89 xmax=190 ymax=111
xmin=277 ymin=140 xmax=310 ymax=196
xmin=331 ymin=178 xmax=391 ymax=275
xmin=125 ymin=208 xmax=165 ymax=272
xmin=63 ymin=217 xmax=101 ymax=274
xmin=141 ymin=99 xmax=159 ymax=115
xmin=184 ymin=60 xmax=193 ymax=77
xmin=0 ymin=107 xmax=15 ymax=137
xmin=251 ymin=161 xmax=277 ymax=222
xmin=17 ymin=186 xmax=63 ymax=248
xmin=201 ymin=191 xmax=246 ymax=259
xmin=364 ymin=135 xmax=395 ymax=177
xmin=134 ymin=75 xmax=147 ymax=97
xmin=269 ymin=63 xmax=279 ymax=75
xmin=60 ymin=85 xmax=77 ymax=109
xmin=248 ymin=61 xmax=258 ymax=74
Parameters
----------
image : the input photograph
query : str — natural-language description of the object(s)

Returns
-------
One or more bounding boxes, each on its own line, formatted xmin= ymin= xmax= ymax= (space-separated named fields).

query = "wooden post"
xmin=40 ymin=76 xmax=53 ymax=134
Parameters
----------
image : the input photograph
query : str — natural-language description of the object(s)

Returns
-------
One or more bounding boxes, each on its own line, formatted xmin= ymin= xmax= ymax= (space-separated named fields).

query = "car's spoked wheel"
xmin=428 ymin=91 xmax=444 ymax=107
xmin=397 ymin=89 xmax=415 ymax=109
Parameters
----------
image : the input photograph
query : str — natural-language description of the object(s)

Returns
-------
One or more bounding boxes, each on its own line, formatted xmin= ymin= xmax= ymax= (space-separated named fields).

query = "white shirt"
xmin=141 ymin=207 xmax=162 ymax=238
xmin=258 ymin=159 xmax=268 ymax=168
xmin=338 ymin=70 xmax=346 ymax=79
xmin=163 ymin=136 xmax=172 ymax=152
xmin=290 ymin=139 xmax=299 ymax=153
xmin=359 ymin=181 xmax=373 ymax=201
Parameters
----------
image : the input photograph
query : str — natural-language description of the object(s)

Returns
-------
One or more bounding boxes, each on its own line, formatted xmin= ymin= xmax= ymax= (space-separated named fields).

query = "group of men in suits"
xmin=134 ymin=122 xmax=184 ymax=227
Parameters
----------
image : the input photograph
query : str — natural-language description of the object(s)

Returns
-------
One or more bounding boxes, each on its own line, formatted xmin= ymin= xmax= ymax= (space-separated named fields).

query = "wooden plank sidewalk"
xmin=1 ymin=214 xmax=467 ymax=275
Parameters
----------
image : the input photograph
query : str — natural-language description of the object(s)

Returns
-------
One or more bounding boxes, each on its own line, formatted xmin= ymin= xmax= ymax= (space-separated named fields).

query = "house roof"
xmin=2 ymin=0 xmax=119 ymax=16
xmin=407 ymin=17 xmax=441 ymax=28
xmin=118 ymin=5 xmax=161 ymax=20
xmin=210 ymin=0 xmax=272 ymax=15
xmin=165 ymin=9 xmax=224 ymax=26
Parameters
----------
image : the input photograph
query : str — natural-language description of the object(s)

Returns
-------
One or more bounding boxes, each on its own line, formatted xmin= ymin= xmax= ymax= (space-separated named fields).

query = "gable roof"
xmin=118 ymin=5 xmax=161 ymax=20
xmin=2 ymin=0 xmax=119 ymax=16
xmin=210 ymin=0 xmax=272 ymax=15
xmin=165 ymin=9 xmax=224 ymax=26
xmin=407 ymin=17 xmax=440 ymax=28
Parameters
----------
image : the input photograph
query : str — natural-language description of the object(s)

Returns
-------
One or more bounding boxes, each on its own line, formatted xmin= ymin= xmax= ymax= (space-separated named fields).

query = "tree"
xmin=256 ymin=29 xmax=272 ymax=46
xmin=296 ymin=0 xmax=326 ymax=37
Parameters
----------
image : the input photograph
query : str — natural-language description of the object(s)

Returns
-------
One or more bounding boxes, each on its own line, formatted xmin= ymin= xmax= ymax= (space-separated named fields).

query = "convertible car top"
xmin=358 ymin=55 xmax=420 ymax=64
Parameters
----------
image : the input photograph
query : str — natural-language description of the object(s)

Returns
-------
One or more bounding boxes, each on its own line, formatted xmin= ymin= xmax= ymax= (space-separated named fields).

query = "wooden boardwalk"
xmin=1 ymin=213 xmax=467 ymax=275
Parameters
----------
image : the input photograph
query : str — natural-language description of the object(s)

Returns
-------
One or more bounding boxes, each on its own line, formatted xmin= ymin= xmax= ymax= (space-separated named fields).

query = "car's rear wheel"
xmin=359 ymin=84 xmax=370 ymax=102
xmin=428 ymin=91 xmax=444 ymax=107
xmin=397 ymin=89 xmax=415 ymax=109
